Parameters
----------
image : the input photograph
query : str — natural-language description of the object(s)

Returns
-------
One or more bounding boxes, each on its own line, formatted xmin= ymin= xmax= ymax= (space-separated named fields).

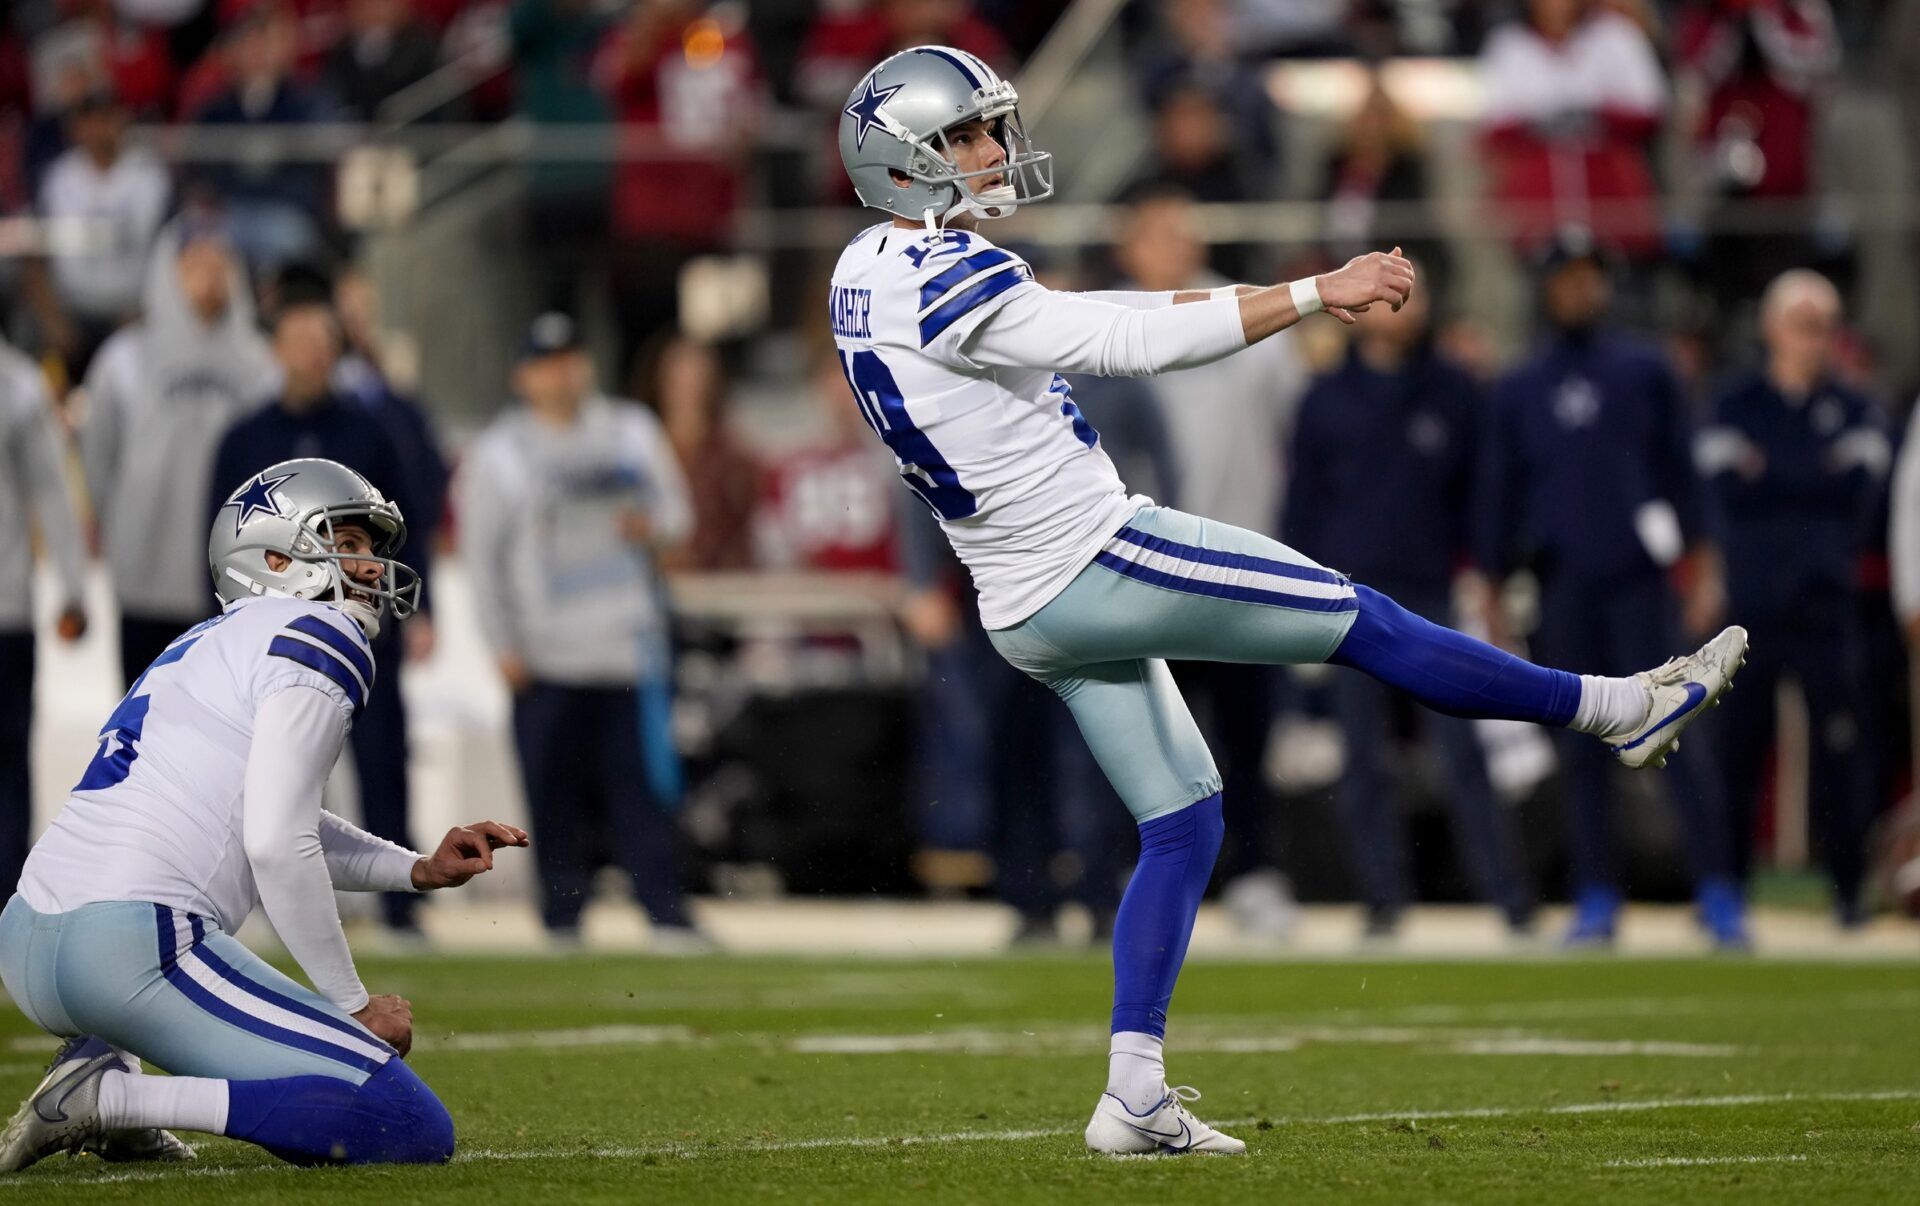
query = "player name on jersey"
xmin=830 ymin=285 xmax=875 ymax=341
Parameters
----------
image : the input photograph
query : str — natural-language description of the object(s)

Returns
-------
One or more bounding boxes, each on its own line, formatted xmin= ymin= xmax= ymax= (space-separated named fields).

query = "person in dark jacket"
xmin=1697 ymin=269 xmax=1889 ymax=926
xmin=209 ymin=297 xmax=435 ymax=936
xmin=1287 ymin=281 xmax=1535 ymax=937
xmin=1477 ymin=228 xmax=1744 ymax=947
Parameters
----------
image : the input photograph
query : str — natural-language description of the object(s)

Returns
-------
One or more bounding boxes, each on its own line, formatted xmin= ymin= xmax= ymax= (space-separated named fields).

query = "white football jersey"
xmin=19 ymin=596 xmax=374 ymax=932
xmin=829 ymin=222 xmax=1146 ymax=628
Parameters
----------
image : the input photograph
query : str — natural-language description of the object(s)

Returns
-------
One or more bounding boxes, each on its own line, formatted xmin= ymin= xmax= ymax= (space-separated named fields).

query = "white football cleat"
xmin=1085 ymin=1085 xmax=1247 ymax=1155
xmin=1607 ymin=626 xmax=1748 ymax=770
xmin=0 ymin=1036 xmax=121 ymax=1173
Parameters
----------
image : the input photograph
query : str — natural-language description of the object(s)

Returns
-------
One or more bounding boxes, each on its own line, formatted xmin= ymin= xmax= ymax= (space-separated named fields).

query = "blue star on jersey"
xmin=225 ymin=471 xmax=297 ymax=536
xmin=844 ymin=75 xmax=902 ymax=152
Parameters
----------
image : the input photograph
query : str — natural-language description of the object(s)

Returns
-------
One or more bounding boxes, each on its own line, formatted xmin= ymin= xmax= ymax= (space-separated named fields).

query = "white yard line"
xmin=1 ymin=1090 xmax=1907 ymax=1188
xmin=423 ymin=1024 xmax=697 ymax=1052
xmin=1444 ymin=1038 xmax=1739 ymax=1058
xmin=1605 ymin=1154 xmax=1809 ymax=1169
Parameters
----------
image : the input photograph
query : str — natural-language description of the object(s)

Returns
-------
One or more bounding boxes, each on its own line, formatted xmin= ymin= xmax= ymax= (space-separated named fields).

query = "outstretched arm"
xmin=963 ymin=251 xmax=1415 ymax=377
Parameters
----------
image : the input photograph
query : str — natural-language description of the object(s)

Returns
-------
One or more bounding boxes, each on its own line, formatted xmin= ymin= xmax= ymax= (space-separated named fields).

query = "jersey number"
xmin=74 ymin=617 xmax=221 ymax=792
xmin=838 ymin=349 xmax=979 ymax=521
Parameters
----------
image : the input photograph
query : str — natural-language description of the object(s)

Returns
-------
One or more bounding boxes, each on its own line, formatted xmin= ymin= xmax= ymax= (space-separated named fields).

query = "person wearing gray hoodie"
xmin=82 ymin=219 xmax=277 ymax=687
xmin=0 ymin=334 xmax=87 ymax=894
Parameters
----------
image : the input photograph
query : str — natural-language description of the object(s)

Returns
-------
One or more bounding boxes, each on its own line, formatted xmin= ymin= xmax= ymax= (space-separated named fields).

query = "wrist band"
xmin=1289 ymin=276 xmax=1324 ymax=316
xmin=1210 ymin=284 xmax=1241 ymax=301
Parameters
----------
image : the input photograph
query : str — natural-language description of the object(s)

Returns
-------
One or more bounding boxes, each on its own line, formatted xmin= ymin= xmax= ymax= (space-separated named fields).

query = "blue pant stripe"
xmin=191 ymin=943 xmax=393 ymax=1055
xmin=1093 ymin=552 xmax=1360 ymax=614
xmin=153 ymin=903 xmax=174 ymax=972
xmin=1112 ymin=526 xmax=1348 ymax=586
xmin=162 ymin=964 xmax=383 ymax=1075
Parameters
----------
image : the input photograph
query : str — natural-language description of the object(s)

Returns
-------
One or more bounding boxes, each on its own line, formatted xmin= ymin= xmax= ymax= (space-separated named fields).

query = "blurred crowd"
xmin=6 ymin=0 xmax=1920 ymax=947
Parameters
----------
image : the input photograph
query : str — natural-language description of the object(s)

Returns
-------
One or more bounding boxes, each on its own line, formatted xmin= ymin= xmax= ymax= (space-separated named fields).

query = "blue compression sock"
xmin=1111 ymin=794 xmax=1225 ymax=1038
xmin=1329 ymin=584 xmax=1581 ymax=727
xmin=225 ymin=1059 xmax=454 ymax=1166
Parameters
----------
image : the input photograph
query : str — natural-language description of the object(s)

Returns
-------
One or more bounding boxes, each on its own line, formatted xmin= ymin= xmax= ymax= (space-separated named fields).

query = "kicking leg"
xmin=1331 ymin=585 xmax=1746 ymax=770
xmin=1052 ymin=508 xmax=1743 ymax=770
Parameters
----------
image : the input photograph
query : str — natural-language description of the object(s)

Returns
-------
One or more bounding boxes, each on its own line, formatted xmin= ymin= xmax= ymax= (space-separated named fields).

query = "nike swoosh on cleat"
xmin=1121 ymin=1118 xmax=1189 ymax=1142
xmin=1615 ymin=682 xmax=1708 ymax=753
xmin=33 ymin=1077 xmax=80 ymax=1125
xmin=1123 ymin=1117 xmax=1192 ymax=1149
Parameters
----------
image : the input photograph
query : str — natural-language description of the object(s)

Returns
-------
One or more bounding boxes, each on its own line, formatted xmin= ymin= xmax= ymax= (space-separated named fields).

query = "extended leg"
xmin=1329 ymin=585 xmax=1586 ymax=726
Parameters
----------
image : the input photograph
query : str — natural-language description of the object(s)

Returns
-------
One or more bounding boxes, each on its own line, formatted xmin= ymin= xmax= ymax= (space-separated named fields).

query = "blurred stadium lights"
xmin=1266 ymin=57 xmax=1484 ymax=122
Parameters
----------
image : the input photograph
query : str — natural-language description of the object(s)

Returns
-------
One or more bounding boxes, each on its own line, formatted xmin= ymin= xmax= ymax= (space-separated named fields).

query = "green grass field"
xmin=3 ymin=953 xmax=1918 ymax=1204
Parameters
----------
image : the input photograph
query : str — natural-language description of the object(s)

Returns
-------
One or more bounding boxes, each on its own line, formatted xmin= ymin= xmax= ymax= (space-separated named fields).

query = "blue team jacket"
xmin=1698 ymin=369 xmax=1888 ymax=620
xmin=1284 ymin=345 xmax=1480 ymax=593
xmin=1476 ymin=328 xmax=1703 ymax=585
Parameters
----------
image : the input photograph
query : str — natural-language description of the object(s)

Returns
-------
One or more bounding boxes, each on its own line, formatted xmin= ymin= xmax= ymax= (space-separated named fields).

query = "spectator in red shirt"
xmin=756 ymin=346 xmax=901 ymax=574
xmin=1674 ymin=0 xmax=1839 ymax=311
xmin=1478 ymin=0 xmax=1667 ymax=260
xmin=596 ymin=0 xmax=759 ymax=374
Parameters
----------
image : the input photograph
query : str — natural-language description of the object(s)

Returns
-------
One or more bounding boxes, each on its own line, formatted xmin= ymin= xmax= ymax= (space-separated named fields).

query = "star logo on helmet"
xmin=844 ymin=74 xmax=902 ymax=152
xmin=224 ymin=471 xmax=296 ymax=537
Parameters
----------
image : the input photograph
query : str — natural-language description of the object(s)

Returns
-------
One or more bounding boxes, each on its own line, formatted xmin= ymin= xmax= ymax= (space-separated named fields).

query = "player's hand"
xmin=411 ymin=822 xmax=530 ymax=890
xmin=55 ymin=604 xmax=87 ymax=643
xmin=497 ymin=653 xmax=531 ymax=693
xmin=1315 ymin=247 xmax=1415 ymax=324
xmin=354 ymin=993 xmax=413 ymax=1057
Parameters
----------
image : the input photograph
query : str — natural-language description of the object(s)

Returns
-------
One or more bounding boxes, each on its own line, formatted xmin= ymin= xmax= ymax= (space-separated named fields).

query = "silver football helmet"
xmin=839 ymin=45 xmax=1053 ymax=224
xmin=209 ymin=457 xmax=420 ymax=637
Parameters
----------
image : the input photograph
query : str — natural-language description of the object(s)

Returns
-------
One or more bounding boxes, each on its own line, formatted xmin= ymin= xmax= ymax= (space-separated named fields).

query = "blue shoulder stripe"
xmin=918 ymin=249 xmax=1015 ymax=313
xmin=285 ymin=614 xmax=375 ymax=689
xmin=269 ymin=636 xmax=367 ymax=710
xmin=918 ymin=263 xmax=1030 ymax=346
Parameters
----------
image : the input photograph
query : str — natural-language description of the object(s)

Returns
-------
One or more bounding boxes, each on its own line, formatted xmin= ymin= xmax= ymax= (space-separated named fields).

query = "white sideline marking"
xmin=0 ymin=1090 xmax=1909 ymax=1187
xmin=788 ymin=1028 xmax=1739 ymax=1058
xmin=1605 ymin=1154 xmax=1809 ymax=1169
xmin=1445 ymin=1039 xmax=1738 ymax=1058
xmin=1355 ymin=990 xmax=1920 ymax=1027
xmin=422 ymin=1025 xmax=696 ymax=1052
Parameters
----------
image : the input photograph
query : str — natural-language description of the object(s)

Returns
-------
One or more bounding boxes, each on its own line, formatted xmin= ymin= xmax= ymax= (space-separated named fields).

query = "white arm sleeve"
xmin=243 ymin=686 xmax=371 ymax=1014
xmin=318 ymin=811 xmax=422 ymax=894
xmin=1072 ymin=289 xmax=1177 ymax=311
xmin=1890 ymin=406 xmax=1920 ymax=623
xmin=960 ymin=286 xmax=1247 ymax=378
